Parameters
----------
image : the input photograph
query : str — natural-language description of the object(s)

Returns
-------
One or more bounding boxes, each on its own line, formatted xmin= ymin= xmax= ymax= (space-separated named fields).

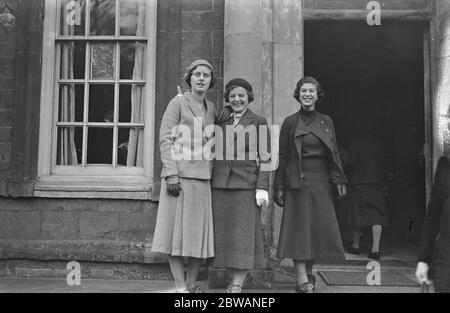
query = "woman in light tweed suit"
xmin=152 ymin=59 xmax=226 ymax=293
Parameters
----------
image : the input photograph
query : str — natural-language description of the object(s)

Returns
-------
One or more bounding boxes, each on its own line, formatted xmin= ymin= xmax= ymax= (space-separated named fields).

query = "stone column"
xmin=430 ymin=0 xmax=450 ymax=171
xmin=271 ymin=0 xmax=303 ymax=249
xmin=224 ymin=0 xmax=270 ymax=117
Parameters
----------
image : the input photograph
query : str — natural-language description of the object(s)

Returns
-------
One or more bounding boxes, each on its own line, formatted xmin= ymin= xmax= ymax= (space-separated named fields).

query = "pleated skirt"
xmin=152 ymin=178 xmax=214 ymax=259
xmin=212 ymin=189 xmax=265 ymax=270
xmin=277 ymin=170 xmax=346 ymax=262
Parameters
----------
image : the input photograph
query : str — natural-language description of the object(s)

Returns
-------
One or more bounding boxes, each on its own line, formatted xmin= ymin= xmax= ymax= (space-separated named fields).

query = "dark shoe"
xmin=367 ymin=252 xmax=380 ymax=260
xmin=308 ymin=274 xmax=316 ymax=291
xmin=346 ymin=247 xmax=360 ymax=255
xmin=295 ymin=282 xmax=315 ymax=293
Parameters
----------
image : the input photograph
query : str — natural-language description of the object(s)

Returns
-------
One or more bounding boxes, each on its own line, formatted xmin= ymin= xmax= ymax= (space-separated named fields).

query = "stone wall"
xmin=0 ymin=0 xmax=18 ymax=196
xmin=180 ymin=0 xmax=225 ymax=108
xmin=0 ymin=198 xmax=164 ymax=265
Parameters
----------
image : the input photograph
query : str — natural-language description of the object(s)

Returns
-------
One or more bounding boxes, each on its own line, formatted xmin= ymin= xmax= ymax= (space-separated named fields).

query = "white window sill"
xmin=34 ymin=176 xmax=153 ymax=200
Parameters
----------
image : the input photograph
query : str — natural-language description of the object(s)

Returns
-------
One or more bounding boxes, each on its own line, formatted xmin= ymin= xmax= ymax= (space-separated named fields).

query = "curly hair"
xmin=184 ymin=65 xmax=216 ymax=90
xmin=293 ymin=76 xmax=325 ymax=103
xmin=224 ymin=84 xmax=255 ymax=104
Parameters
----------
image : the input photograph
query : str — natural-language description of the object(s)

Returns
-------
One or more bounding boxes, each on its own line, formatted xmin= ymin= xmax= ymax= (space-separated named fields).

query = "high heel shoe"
xmin=308 ymin=274 xmax=316 ymax=291
xmin=367 ymin=252 xmax=380 ymax=260
xmin=295 ymin=282 xmax=314 ymax=293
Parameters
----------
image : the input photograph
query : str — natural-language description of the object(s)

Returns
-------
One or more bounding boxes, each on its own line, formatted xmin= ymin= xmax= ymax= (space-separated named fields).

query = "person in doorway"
xmin=151 ymin=59 xmax=230 ymax=293
xmin=415 ymin=140 xmax=450 ymax=293
xmin=345 ymin=121 xmax=389 ymax=260
xmin=211 ymin=78 xmax=271 ymax=293
xmin=273 ymin=77 xmax=347 ymax=293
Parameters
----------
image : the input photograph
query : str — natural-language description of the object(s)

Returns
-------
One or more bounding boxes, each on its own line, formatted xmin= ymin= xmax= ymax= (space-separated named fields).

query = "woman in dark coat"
xmin=346 ymin=122 xmax=389 ymax=260
xmin=211 ymin=78 xmax=271 ymax=293
xmin=416 ymin=150 xmax=450 ymax=293
xmin=273 ymin=77 xmax=347 ymax=293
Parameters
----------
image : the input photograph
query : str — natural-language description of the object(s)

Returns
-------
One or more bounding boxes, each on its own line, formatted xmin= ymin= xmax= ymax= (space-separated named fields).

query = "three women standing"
xmin=273 ymin=77 xmax=347 ymax=293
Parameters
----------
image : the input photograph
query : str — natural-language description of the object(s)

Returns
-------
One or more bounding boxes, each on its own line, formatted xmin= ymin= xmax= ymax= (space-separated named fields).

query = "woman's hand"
xmin=273 ymin=189 xmax=284 ymax=207
xmin=217 ymin=106 xmax=232 ymax=123
xmin=415 ymin=262 xmax=431 ymax=285
xmin=256 ymin=189 xmax=269 ymax=207
xmin=337 ymin=184 xmax=347 ymax=199
xmin=166 ymin=175 xmax=182 ymax=197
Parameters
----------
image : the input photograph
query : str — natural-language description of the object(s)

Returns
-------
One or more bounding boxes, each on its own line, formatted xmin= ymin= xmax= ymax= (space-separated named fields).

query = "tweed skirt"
xmin=212 ymin=189 xmax=265 ymax=270
xmin=277 ymin=171 xmax=346 ymax=262
xmin=152 ymin=178 xmax=214 ymax=259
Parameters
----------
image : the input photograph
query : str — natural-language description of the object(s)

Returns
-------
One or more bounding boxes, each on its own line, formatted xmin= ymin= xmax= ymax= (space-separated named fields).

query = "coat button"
xmin=300 ymin=173 xmax=305 ymax=178
xmin=325 ymin=129 xmax=329 ymax=133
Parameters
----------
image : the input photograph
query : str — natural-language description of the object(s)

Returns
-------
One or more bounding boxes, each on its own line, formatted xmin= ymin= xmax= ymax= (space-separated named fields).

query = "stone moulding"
xmin=0 ymin=239 xmax=168 ymax=264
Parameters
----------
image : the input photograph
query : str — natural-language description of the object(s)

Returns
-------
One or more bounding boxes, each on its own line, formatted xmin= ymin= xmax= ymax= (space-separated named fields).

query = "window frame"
xmin=36 ymin=0 xmax=157 ymax=199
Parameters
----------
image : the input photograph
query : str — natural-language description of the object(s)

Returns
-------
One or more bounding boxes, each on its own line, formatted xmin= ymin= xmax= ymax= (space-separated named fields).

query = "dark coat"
xmin=418 ymin=157 xmax=450 ymax=289
xmin=348 ymin=131 xmax=384 ymax=185
xmin=211 ymin=109 xmax=271 ymax=191
xmin=273 ymin=110 xmax=347 ymax=190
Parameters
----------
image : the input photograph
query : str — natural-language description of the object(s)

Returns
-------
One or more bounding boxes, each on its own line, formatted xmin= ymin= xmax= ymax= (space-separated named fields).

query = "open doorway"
xmin=304 ymin=21 xmax=428 ymax=254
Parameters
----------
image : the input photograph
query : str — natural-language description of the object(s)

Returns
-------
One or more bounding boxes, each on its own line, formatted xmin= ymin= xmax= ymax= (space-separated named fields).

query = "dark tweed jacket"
xmin=211 ymin=109 xmax=271 ymax=191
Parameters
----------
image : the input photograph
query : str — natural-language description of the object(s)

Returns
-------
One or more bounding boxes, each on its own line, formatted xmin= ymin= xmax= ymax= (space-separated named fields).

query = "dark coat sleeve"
xmin=418 ymin=157 xmax=445 ymax=263
xmin=326 ymin=116 xmax=347 ymax=185
xmin=273 ymin=117 xmax=290 ymax=190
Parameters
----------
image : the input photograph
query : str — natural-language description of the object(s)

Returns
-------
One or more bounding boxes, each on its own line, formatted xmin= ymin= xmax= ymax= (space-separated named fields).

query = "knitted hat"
xmin=187 ymin=59 xmax=214 ymax=72
xmin=225 ymin=78 xmax=253 ymax=93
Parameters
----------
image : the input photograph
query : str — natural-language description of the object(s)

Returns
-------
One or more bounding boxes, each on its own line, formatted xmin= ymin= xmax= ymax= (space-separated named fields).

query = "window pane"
xmin=90 ymin=0 xmax=116 ymax=36
xmin=120 ymin=0 xmax=146 ymax=36
xmin=118 ymin=128 xmax=144 ymax=167
xmin=60 ymin=0 xmax=86 ymax=36
xmin=59 ymin=84 xmax=84 ymax=122
xmin=87 ymin=127 xmax=113 ymax=164
xmin=120 ymin=43 xmax=146 ymax=80
xmin=89 ymin=84 xmax=114 ymax=122
xmin=60 ymin=42 xmax=86 ymax=79
xmin=57 ymin=127 xmax=83 ymax=165
xmin=91 ymin=43 xmax=115 ymax=79
xmin=119 ymin=85 xmax=145 ymax=123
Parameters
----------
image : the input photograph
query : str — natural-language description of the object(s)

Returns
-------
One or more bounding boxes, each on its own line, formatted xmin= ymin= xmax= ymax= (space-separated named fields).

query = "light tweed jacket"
xmin=159 ymin=91 xmax=216 ymax=180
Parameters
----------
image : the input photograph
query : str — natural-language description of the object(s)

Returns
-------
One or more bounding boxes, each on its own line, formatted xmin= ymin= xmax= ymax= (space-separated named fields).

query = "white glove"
xmin=415 ymin=261 xmax=431 ymax=284
xmin=256 ymin=189 xmax=269 ymax=207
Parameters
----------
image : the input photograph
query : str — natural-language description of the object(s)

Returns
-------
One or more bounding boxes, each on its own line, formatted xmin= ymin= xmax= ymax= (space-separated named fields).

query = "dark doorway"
xmin=304 ymin=21 xmax=428 ymax=251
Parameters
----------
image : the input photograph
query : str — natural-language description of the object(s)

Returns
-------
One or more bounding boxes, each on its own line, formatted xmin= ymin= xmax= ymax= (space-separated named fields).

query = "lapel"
xmin=233 ymin=109 xmax=256 ymax=142
xmin=293 ymin=110 xmax=334 ymax=153
xmin=184 ymin=91 xmax=209 ymax=130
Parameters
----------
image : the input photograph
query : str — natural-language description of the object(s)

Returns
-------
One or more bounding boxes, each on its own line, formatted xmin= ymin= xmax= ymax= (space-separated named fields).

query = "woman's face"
xmin=190 ymin=65 xmax=212 ymax=93
xmin=299 ymin=83 xmax=318 ymax=110
xmin=228 ymin=87 xmax=249 ymax=114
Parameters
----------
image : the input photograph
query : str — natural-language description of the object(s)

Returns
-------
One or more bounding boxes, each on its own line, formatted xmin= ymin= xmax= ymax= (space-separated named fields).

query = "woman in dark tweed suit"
xmin=273 ymin=77 xmax=347 ymax=293
xmin=211 ymin=78 xmax=271 ymax=293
